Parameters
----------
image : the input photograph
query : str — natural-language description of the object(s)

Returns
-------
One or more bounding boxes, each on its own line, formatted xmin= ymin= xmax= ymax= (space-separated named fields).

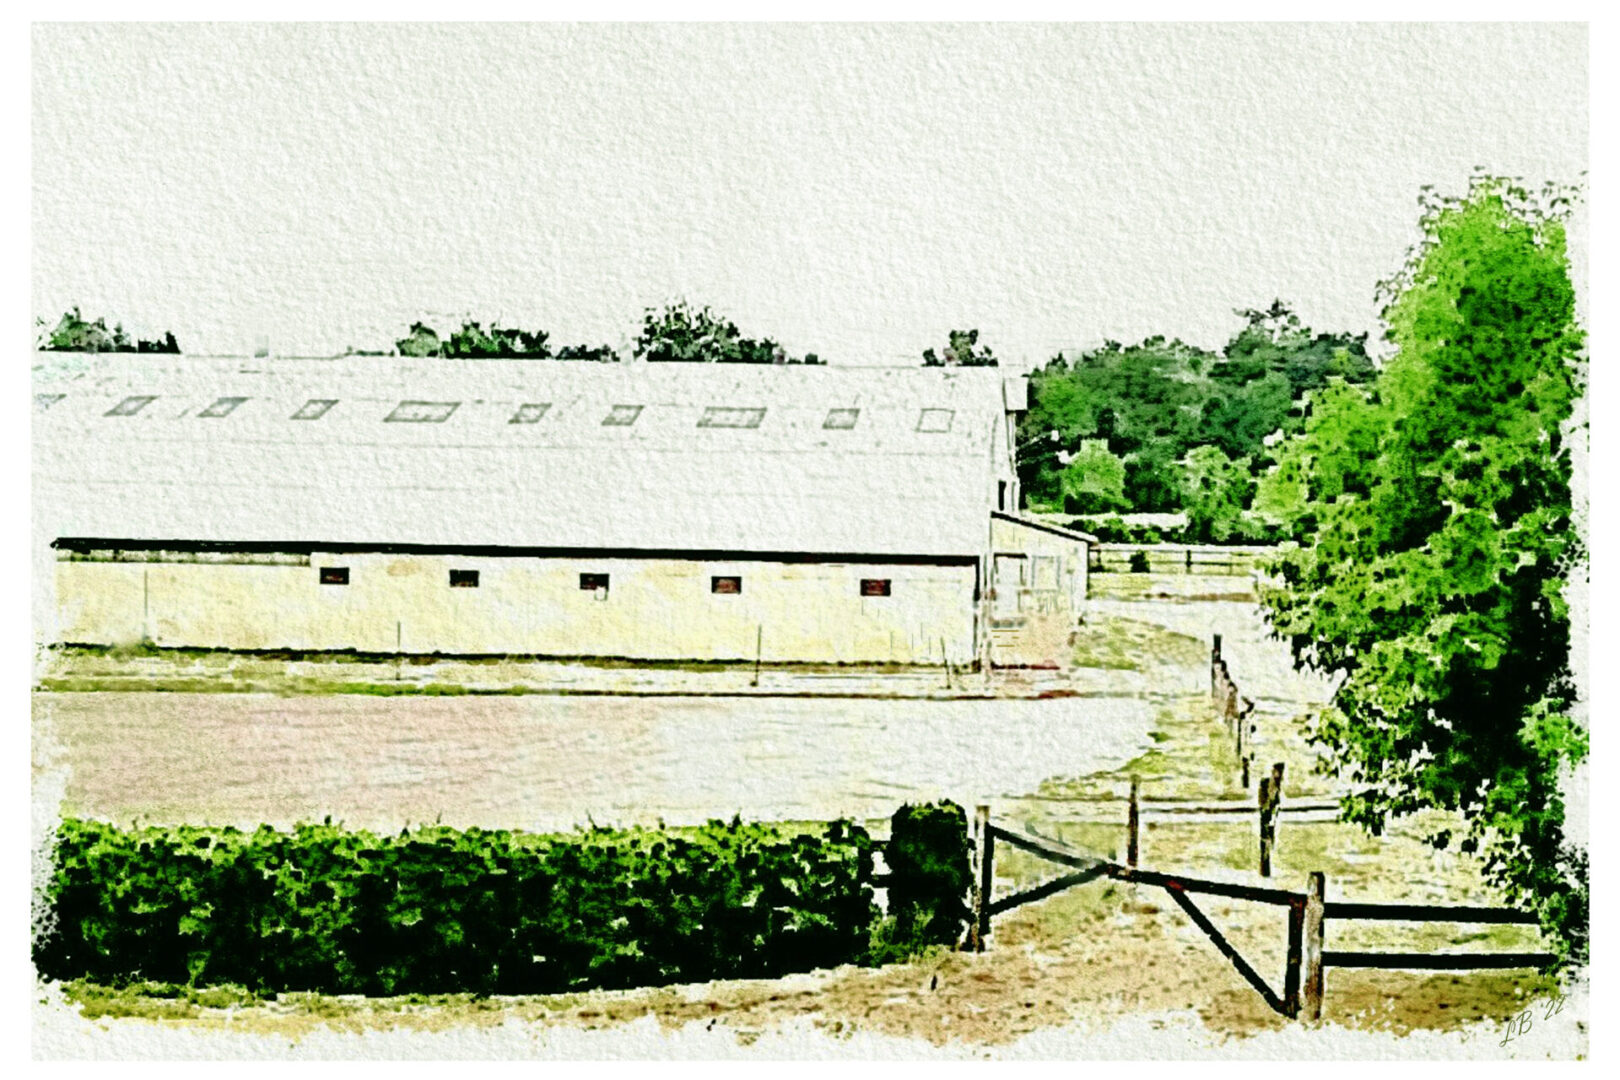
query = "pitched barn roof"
xmin=34 ymin=355 xmax=1018 ymax=558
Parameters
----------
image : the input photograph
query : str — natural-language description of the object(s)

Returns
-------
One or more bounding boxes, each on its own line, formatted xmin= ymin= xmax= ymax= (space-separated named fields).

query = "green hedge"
xmin=35 ymin=816 xmax=879 ymax=996
xmin=885 ymin=802 xmax=971 ymax=947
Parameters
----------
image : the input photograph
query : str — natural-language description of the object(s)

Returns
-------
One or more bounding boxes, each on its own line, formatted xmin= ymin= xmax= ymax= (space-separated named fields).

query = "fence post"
xmin=974 ymin=804 xmax=993 ymax=951
xmin=1241 ymin=754 xmax=1250 ymax=790
xmin=1127 ymin=777 xmax=1140 ymax=869
xmin=751 ymin=624 xmax=763 ymax=687
xmin=967 ymin=807 xmax=982 ymax=951
xmin=1302 ymin=871 xmax=1326 ymax=1021
xmin=1257 ymin=776 xmax=1273 ymax=876
xmin=1283 ymin=896 xmax=1305 ymax=1017
xmin=1260 ymin=762 xmax=1284 ymax=876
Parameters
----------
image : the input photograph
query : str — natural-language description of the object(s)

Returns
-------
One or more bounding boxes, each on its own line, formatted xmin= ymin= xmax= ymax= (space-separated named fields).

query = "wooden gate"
xmin=967 ymin=806 xmax=1554 ymax=1021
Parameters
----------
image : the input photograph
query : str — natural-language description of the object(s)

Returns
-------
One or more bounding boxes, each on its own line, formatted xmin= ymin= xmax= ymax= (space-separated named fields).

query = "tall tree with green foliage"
xmin=1260 ymin=176 xmax=1587 ymax=964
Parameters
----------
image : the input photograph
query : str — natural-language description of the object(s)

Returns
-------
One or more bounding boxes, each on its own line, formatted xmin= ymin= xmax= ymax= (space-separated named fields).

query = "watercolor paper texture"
xmin=31 ymin=22 xmax=1588 ymax=1059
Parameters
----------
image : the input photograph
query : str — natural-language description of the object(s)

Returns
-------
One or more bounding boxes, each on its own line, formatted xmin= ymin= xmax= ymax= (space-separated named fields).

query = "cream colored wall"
xmin=988 ymin=517 xmax=1089 ymax=610
xmin=55 ymin=554 xmax=979 ymax=664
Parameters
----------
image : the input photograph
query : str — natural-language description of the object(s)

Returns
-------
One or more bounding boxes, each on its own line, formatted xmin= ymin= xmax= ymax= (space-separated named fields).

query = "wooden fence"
xmin=1089 ymin=544 xmax=1273 ymax=575
xmin=1122 ymin=767 xmax=1333 ymax=879
xmin=1211 ymin=633 xmax=1260 ymax=788
xmin=967 ymin=807 xmax=1553 ymax=1021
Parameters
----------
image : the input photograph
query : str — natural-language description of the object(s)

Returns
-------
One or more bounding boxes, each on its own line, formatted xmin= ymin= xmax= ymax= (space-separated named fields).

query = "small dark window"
xmin=823 ymin=408 xmax=860 ymax=430
xmin=861 ymin=578 xmax=892 ymax=597
xmin=579 ymin=573 xmax=610 ymax=592
xmin=292 ymin=399 xmax=338 ymax=420
xmin=603 ymin=404 xmax=643 ymax=426
xmin=997 ymin=480 xmax=1008 ymax=511
xmin=510 ymin=402 xmax=552 ymax=424
xmin=200 ymin=396 xmax=248 ymax=418
xmin=386 ymin=400 xmax=459 ymax=423
xmin=319 ymin=567 xmax=350 ymax=585
xmin=917 ymin=408 xmax=954 ymax=433
xmin=698 ymin=406 xmax=766 ymax=429
xmin=711 ymin=575 xmax=742 ymax=595
xmin=106 ymin=395 xmax=157 ymax=417
xmin=449 ymin=569 xmax=480 ymax=588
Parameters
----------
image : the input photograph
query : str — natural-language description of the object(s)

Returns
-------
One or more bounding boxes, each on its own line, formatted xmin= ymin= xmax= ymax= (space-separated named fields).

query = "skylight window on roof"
xmin=698 ymin=407 xmax=765 ymax=429
xmin=199 ymin=396 xmax=248 ymax=418
xmin=106 ymin=395 xmax=157 ymax=417
xmin=917 ymin=408 xmax=955 ymax=433
xmin=291 ymin=399 xmax=338 ymax=421
xmin=823 ymin=408 xmax=860 ymax=430
xmin=386 ymin=400 xmax=459 ymax=423
xmin=603 ymin=404 xmax=643 ymax=427
xmin=510 ymin=402 xmax=552 ymax=424
xmin=35 ymin=394 xmax=65 ymax=411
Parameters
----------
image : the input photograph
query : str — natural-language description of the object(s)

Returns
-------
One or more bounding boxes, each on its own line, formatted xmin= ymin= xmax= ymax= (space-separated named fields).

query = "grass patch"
xmin=1070 ymin=615 xmax=1208 ymax=673
xmin=1088 ymin=573 xmax=1258 ymax=603
xmin=63 ymin=979 xmax=262 ymax=1021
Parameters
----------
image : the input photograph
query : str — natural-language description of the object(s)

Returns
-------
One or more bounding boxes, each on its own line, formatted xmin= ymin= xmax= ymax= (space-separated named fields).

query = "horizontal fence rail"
xmin=1088 ymin=544 xmax=1274 ymax=575
xmin=1322 ymin=902 xmax=1541 ymax=924
xmin=1321 ymin=951 xmax=1556 ymax=971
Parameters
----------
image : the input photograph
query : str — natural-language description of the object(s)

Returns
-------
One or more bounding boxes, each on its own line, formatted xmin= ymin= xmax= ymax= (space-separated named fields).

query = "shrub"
xmin=1128 ymin=551 xmax=1152 ymax=573
xmin=35 ymin=816 xmax=878 ymax=997
xmin=883 ymin=802 xmax=971 ymax=948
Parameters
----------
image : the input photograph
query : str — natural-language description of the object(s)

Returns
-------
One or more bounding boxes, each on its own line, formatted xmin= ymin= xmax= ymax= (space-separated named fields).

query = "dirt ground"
xmin=43 ymin=690 xmax=1575 ymax=1054
xmin=34 ymin=573 xmax=1586 ymax=1055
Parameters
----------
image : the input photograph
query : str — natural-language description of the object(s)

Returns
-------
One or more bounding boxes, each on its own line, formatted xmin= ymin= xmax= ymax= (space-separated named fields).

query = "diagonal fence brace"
xmin=1163 ymin=881 xmax=1289 ymax=1016
xmin=988 ymin=865 xmax=1109 ymax=917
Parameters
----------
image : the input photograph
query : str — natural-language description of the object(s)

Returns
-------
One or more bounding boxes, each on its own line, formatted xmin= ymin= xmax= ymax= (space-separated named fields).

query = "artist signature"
xmin=1499 ymin=992 xmax=1569 ymax=1047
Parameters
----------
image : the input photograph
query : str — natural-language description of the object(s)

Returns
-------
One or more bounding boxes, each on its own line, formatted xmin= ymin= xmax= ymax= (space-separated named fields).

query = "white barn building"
xmin=33 ymin=355 xmax=1092 ymax=667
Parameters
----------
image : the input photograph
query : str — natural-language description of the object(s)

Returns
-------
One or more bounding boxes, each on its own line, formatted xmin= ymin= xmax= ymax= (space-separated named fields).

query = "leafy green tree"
xmin=1059 ymin=441 xmax=1129 ymax=515
xmin=395 ymin=321 xmax=443 ymax=357
xmin=1260 ymin=176 xmax=1587 ymax=964
xmin=1016 ymin=309 xmax=1373 ymax=514
xmin=1198 ymin=371 xmax=1294 ymax=461
xmin=922 ymin=328 xmax=998 ymax=367
xmin=1200 ymin=303 xmax=1374 ymax=462
xmin=1122 ymin=441 xmax=1183 ymax=513
xmin=553 ymin=343 xmax=619 ymax=362
xmin=1016 ymin=338 xmax=1214 ymax=508
xmin=38 ymin=308 xmax=179 ymax=353
xmin=1253 ymin=380 xmax=1387 ymax=536
xmin=634 ymin=300 xmax=819 ymax=364
xmin=1221 ymin=300 xmax=1375 ymax=398
xmin=1180 ymin=445 xmax=1251 ymax=542
xmin=444 ymin=321 xmax=552 ymax=358
xmin=395 ymin=320 xmax=617 ymax=361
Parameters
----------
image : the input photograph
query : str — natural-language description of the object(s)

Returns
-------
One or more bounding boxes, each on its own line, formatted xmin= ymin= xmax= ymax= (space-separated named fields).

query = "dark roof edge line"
xmin=990 ymin=510 xmax=1099 ymax=544
xmin=51 ymin=537 xmax=980 ymax=567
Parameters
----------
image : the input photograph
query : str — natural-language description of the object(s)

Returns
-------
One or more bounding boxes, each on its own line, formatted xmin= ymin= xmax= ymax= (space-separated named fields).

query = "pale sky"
xmin=32 ymin=22 xmax=1587 ymax=369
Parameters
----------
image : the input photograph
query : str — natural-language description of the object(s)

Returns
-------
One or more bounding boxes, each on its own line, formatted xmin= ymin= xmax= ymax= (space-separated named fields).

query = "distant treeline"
xmin=37 ymin=309 xmax=180 ymax=354
xmin=1016 ymin=301 xmax=1377 ymax=541
xmin=35 ymin=301 xmax=1013 ymax=370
